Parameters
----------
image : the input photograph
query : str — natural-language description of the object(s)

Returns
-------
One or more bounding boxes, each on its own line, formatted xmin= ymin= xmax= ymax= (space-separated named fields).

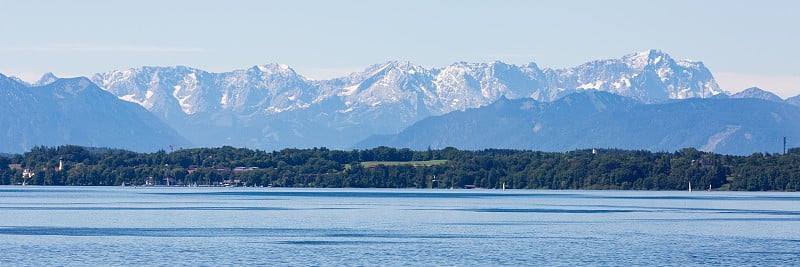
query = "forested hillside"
xmin=1 ymin=146 xmax=798 ymax=191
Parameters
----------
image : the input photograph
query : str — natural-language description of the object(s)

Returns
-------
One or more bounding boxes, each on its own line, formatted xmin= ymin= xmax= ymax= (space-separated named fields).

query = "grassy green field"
xmin=359 ymin=160 xmax=448 ymax=167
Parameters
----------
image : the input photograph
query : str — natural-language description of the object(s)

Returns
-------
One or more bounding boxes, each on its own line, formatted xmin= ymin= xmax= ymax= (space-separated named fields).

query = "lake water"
xmin=0 ymin=187 xmax=798 ymax=266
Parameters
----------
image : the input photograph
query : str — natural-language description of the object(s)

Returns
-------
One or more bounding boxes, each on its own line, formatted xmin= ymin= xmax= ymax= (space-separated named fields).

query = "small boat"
xmin=688 ymin=181 xmax=692 ymax=192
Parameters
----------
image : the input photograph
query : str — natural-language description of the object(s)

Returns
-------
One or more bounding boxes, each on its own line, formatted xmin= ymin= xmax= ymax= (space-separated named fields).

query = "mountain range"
xmin=2 ymin=50 xmax=799 ymax=155
xmin=355 ymin=91 xmax=800 ymax=155
xmin=86 ymin=50 xmax=727 ymax=149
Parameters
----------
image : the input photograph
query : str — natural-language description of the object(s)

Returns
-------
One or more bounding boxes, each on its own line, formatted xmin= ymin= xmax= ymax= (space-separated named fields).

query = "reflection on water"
xmin=0 ymin=187 xmax=798 ymax=266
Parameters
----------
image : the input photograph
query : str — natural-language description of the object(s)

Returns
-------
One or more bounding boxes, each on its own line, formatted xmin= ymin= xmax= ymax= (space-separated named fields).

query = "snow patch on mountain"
xmin=701 ymin=125 xmax=741 ymax=152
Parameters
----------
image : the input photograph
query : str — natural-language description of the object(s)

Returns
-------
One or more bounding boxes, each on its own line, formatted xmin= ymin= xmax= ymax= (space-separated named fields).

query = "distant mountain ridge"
xmin=89 ymin=50 xmax=730 ymax=150
xmin=730 ymin=87 xmax=786 ymax=103
xmin=356 ymin=91 xmax=800 ymax=155
xmin=0 ymin=74 xmax=189 ymax=153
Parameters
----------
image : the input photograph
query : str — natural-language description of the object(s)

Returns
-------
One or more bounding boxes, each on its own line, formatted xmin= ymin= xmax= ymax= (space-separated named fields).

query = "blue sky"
xmin=1 ymin=0 xmax=799 ymax=97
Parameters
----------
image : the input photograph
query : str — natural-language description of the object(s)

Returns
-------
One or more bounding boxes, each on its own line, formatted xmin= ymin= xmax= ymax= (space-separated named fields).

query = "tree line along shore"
xmin=1 ymin=145 xmax=799 ymax=191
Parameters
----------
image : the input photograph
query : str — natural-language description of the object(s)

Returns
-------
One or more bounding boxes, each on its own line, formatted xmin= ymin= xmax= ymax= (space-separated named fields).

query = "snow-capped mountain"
xmin=433 ymin=61 xmax=546 ymax=109
xmin=0 ymin=73 xmax=189 ymax=153
xmin=92 ymin=64 xmax=314 ymax=119
xmin=90 ymin=50 xmax=724 ymax=150
xmin=91 ymin=64 xmax=323 ymax=149
xmin=321 ymin=61 xmax=439 ymax=128
xmin=541 ymin=50 xmax=722 ymax=101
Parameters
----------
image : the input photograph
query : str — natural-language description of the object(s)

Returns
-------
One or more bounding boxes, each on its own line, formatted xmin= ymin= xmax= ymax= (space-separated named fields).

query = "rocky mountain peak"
xmin=34 ymin=72 xmax=60 ymax=86
xmin=623 ymin=49 xmax=671 ymax=70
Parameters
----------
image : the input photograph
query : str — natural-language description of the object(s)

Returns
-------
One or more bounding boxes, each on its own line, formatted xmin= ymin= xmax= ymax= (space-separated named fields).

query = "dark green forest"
xmin=1 ymin=145 xmax=799 ymax=191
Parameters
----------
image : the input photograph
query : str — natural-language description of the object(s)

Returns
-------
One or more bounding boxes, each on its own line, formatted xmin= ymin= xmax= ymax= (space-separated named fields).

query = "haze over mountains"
xmin=356 ymin=91 xmax=800 ymax=155
xmin=0 ymin=74 xmax=189 ymax=153
xmin=2 ymin=50 xmax=798 ymax=155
